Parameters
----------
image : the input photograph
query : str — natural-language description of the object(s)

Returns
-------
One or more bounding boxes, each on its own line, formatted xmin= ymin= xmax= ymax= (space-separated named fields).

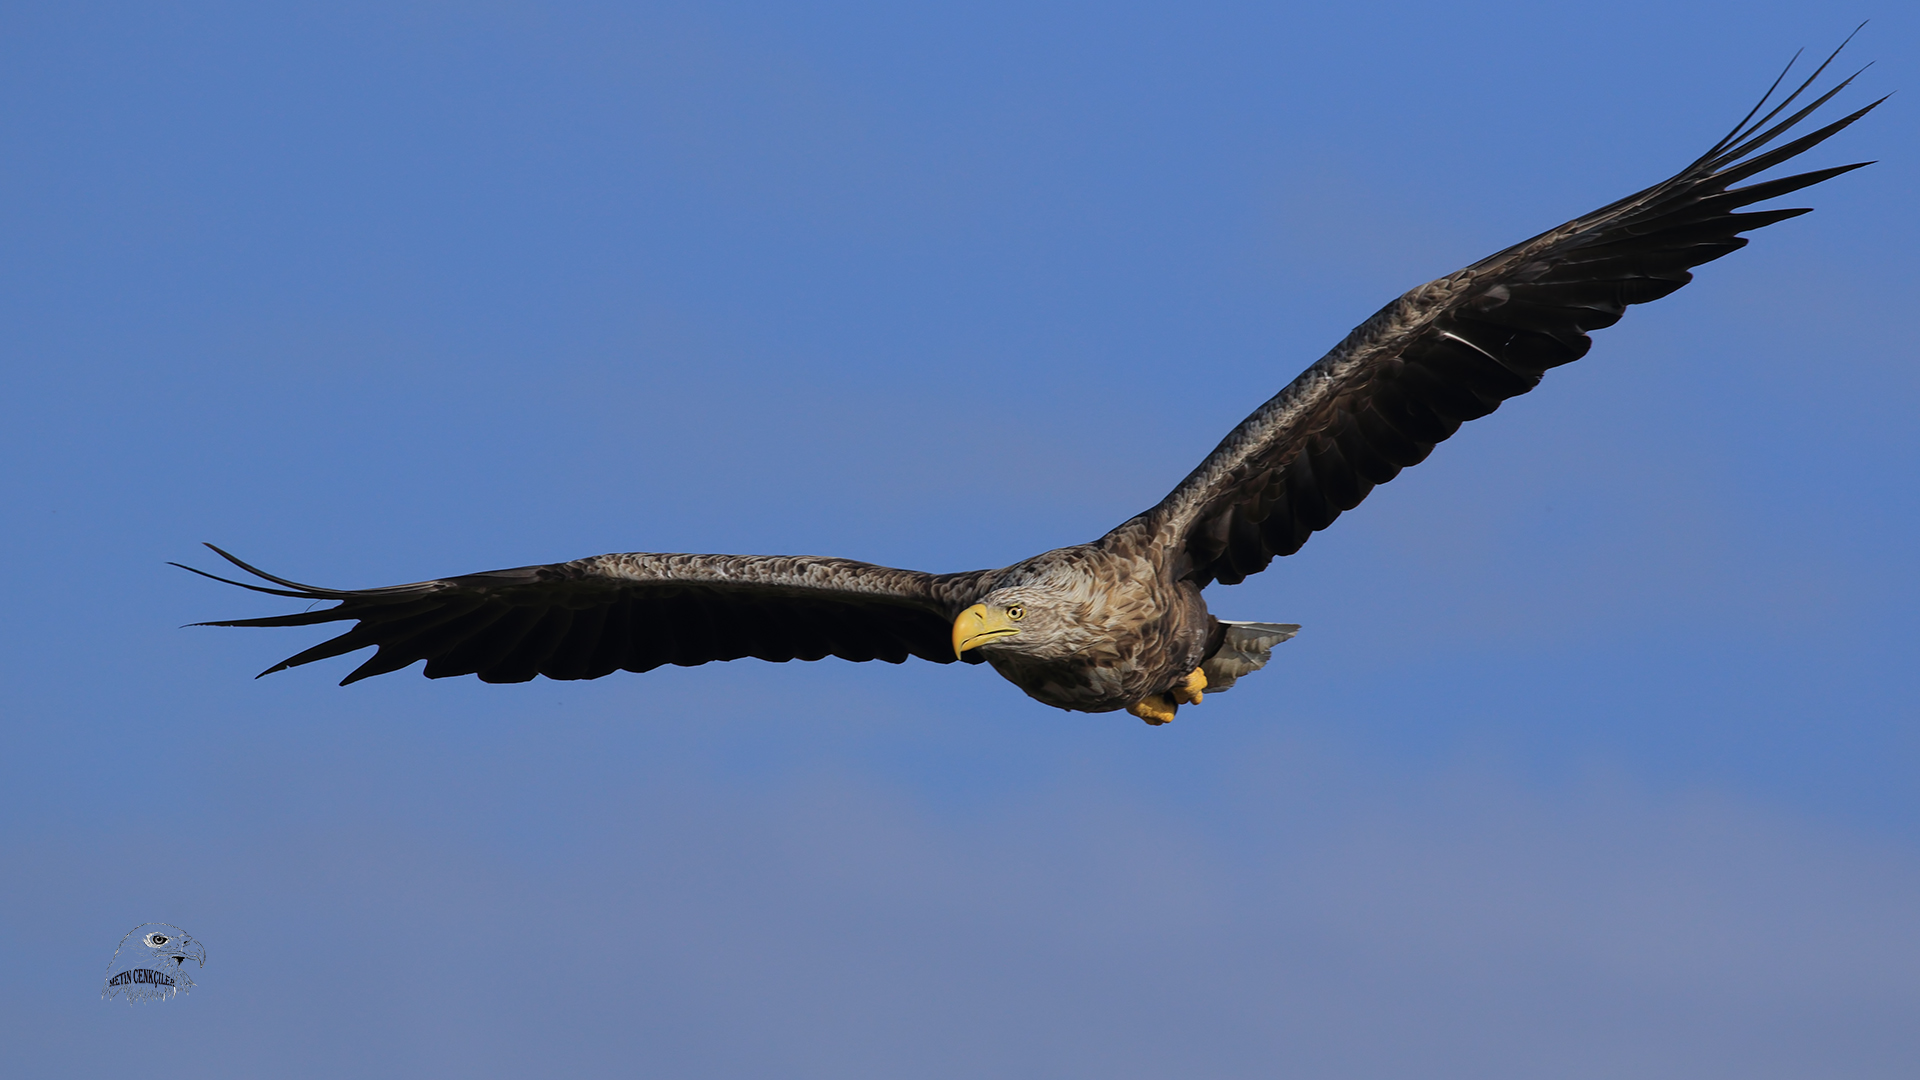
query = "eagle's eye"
xmin=145 ymin=934 xmax=168 ymax=947
xmin=1006 ymin=605 xmax=1025 ymax=621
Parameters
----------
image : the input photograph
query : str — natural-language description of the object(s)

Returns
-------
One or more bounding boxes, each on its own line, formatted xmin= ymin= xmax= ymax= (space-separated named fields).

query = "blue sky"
xmin=4 ymin=2 xmax=1916 ymax=1076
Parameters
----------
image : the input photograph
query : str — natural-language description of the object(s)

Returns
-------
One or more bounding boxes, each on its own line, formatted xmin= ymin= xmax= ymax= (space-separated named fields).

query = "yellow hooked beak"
xmin=952 ymin=603 xmax=1021 ymax=657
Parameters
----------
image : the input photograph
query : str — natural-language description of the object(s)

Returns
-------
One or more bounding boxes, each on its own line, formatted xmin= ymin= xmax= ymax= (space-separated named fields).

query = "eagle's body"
xmin=183 ymin=49 xmax=1879 ymax=724
xmin=962 ymin=521 xmax=1210 ymax=714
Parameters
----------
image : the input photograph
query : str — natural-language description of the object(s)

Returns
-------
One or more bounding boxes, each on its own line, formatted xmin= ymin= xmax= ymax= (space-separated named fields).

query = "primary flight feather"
xmin=182 ymin=45 xmax=1880 ymax=725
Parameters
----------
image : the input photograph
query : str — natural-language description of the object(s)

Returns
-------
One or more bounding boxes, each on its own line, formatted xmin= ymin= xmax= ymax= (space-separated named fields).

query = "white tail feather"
xmin=1201 ymin=621 xmax=1301 ymax=691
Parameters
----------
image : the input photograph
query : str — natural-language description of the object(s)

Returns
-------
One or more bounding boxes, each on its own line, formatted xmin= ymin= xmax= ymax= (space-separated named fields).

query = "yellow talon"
xmin=1171 ymin=668 xmax=1207 ymax=706
xmin=1128 ymin=694 xmax=1178 ymax=725
xmin=1129 ymin=669 xmax=1208 ymax=725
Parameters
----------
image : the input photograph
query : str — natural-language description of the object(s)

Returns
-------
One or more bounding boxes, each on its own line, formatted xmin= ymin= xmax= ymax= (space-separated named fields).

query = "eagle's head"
xmin=951 ymin=582 xmax=1098 ymax=662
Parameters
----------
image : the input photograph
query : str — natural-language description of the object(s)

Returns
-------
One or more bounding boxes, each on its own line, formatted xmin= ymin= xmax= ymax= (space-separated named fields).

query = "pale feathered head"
xmin=950 ymin=581 xmax=1105 ymax=663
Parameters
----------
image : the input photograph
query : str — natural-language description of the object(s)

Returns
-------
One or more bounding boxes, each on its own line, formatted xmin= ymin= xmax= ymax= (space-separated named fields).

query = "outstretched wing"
xmin=1153 ymin=43 xmax=1880 ymax=587
xmin=179 ymin=545 xmax=999 ymax=684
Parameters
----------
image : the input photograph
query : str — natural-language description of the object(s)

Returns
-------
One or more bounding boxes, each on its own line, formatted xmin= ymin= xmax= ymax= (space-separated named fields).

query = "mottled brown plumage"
xmin=181 ymin=48 xmax=1877 ymax=723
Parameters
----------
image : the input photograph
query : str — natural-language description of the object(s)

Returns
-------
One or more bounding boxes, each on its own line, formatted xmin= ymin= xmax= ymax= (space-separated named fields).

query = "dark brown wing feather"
xmin=1153 ymin=43 xmax=1880 ymax=587
xmin=177 ymin=545 xmax=998 ymax=685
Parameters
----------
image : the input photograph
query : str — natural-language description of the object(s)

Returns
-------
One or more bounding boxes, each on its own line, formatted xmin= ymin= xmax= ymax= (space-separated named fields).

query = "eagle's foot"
xmin=1171 ymin=667 xmax=1206 ymax=706
xmin=1128 ymin=694 xmax=1178 ymax=726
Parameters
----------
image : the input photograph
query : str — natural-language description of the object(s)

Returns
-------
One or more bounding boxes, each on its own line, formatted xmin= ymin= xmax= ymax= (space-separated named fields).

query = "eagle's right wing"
xmin=1150 ymin=42 xmax=1879 ymax=587
xmin=178 ymin=545 xmax=1000 ymax=685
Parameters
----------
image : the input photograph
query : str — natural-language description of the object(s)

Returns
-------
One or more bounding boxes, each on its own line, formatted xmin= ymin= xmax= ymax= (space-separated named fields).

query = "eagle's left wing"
xmin=178 ymin=545 xmax=999 ymax=684
xmin=1150 ymin=49 xmax=1878 ymax=587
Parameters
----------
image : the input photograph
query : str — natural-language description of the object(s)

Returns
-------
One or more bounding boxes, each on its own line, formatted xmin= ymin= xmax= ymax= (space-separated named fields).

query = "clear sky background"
xmin=4 ymin=2 xmax=1916 ymax=1076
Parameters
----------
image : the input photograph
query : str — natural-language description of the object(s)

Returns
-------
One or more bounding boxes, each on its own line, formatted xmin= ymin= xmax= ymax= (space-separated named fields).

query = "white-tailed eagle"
xmin=181 ymin=46 xmax=1879 ymax=725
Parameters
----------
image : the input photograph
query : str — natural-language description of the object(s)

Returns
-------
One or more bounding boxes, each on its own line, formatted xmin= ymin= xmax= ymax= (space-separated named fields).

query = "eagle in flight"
xmin=183 ymin=47 xmax=1878 ymax=725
